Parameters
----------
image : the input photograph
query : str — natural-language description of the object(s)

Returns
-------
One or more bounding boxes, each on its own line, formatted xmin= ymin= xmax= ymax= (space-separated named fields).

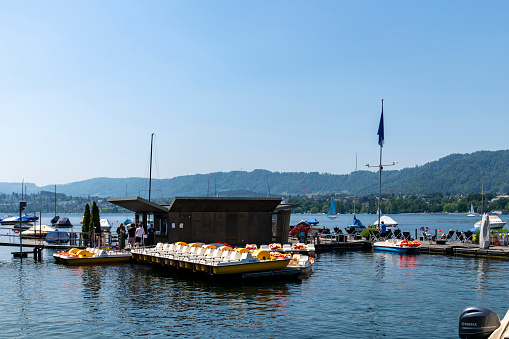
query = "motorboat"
xmin=21 ymin=225 xmax=56 ymax=238
xmin=474 ymin=215 xmax=507 ymax=229
xmin=0 ymin=216 xmax=33 ymax=226
xmin=373 ymin=215 xmax=398 ymax=227
xmin=46 ymin=230 xmax=70 ymax=244
xmin=345 ymin=214 xmax=365 ymax=234
xmin=53 ymin=217 xmax=73 ymax=229
xmin=54 ymin=247 xmax=132 ymax=265
xmin=373 ymin=239 xmax=421 ymax=254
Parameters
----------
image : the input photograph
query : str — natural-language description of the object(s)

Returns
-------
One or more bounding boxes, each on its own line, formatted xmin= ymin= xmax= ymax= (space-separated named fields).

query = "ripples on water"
xmin=1 ymin=246 xmax=508 ymax=338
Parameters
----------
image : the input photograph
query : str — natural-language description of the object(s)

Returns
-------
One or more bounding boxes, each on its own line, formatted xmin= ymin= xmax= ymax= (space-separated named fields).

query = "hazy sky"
xmin=1 ymin=1 xmax=507 ymax=186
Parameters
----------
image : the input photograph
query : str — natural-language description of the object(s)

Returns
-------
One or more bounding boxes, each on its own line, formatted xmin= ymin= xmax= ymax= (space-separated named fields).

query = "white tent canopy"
xmin=373 ymin=215 xmax=398 ymax=227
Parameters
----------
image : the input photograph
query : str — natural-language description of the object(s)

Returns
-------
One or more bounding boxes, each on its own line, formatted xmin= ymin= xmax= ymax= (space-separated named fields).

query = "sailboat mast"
xmin=481 ymin=179 xmax=484 ymax=215
xmin=354 ymin=153 xmax=357 ymax=214
xmin=149 ymin=133 xmax=154 ymax=202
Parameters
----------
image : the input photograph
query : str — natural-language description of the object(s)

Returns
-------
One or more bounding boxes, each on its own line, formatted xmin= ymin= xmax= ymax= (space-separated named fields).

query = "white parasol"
xmin=479 ymin=213 xmax=490 ymax=249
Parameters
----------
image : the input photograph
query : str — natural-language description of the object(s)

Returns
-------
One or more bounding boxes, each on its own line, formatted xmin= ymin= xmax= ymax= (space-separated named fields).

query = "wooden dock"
xmin=417 ymin=241 xmax=509 ymax=259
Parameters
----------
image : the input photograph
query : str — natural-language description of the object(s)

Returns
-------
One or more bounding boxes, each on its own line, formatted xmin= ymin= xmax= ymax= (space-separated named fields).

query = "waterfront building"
xmin=108 ymin=196 xmax=293 ymax=246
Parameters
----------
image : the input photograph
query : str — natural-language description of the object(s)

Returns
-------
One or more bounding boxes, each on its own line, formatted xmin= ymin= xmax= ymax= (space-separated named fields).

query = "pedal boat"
xmin=53 ymin=247 xmax=132 ymax=265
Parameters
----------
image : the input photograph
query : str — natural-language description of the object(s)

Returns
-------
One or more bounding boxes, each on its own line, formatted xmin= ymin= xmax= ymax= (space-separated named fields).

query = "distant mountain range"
xmin=2 ymin=150 xmax=508 ymax=198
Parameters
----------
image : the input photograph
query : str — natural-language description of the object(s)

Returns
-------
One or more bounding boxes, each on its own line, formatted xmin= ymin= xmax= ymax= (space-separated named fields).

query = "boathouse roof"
xmin=107 ymin=196 xmax=169 ymax=213
xmin=163 ymin=197 xmax=282 ymax=213
xmin=108 ymin=196 xmax=283 ymax=213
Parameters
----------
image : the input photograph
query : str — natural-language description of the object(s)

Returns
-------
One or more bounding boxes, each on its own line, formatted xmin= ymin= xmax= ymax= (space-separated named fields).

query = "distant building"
xmin=107 ymin=196 xmax=294 ymax=246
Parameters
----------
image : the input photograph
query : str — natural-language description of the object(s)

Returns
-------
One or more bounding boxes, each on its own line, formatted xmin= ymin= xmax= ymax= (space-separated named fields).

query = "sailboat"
xmin=327 ymin=198 xmax=338 ymax=218
xmin=467 ymin=203 xmax=476 ymax=217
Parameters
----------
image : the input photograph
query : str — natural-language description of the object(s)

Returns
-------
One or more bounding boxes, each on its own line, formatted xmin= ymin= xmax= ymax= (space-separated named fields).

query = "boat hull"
xmin=211 ymin=259 xmax=290 ymax=275
xmin=374 ymin=246 xmax=409 ymax=254
xmin=373 ymin=240 xmax=421 ymax=254
xmin=53 ymin=253 xmax=131 ymax=265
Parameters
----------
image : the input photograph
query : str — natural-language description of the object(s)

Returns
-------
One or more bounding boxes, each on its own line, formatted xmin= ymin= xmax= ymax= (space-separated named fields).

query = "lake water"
xmin=1 ymin=213 xmax=508 ymax=338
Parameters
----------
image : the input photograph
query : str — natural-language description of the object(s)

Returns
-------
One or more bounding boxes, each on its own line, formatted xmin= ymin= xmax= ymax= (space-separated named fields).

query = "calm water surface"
xmin=1 ymin=213 xmax=508 ymax=338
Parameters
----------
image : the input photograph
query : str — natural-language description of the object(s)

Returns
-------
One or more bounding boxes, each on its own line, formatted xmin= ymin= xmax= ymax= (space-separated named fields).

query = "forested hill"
xmin=2 ymin=150 xmax=509 ymax=198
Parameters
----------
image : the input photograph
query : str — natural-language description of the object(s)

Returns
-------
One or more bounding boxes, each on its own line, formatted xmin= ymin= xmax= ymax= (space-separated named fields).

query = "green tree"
xmin=82 ymin=203 xmax=90 ymax=239
xmin=91 ymin=201 xmax=101 ymax=235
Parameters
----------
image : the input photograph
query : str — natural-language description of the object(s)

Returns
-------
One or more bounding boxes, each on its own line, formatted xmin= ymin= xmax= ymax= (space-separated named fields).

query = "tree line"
xmin=287 ymin=192 xmax=509 ymax=214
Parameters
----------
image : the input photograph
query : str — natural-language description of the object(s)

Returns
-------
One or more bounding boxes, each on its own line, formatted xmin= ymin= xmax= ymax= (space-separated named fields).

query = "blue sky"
xmin=1 ymin=1 xmax=508 ymax=186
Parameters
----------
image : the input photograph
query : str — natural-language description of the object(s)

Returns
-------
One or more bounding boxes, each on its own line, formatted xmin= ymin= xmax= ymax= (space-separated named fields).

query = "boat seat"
xmin=179 ymin=246 xmax=199 ymax=258
xmin=240 ymin=252 xmax=256 ymax=262
xmin=192 ymin=248 xmax=214 ymax=261
xmin=224 ymin=251 xmax=242 ymax=262
xmin=282 ymin=244 xmax=292 ymax=251
xmin=259 ymin=245 xmax=270 ymax=251
xmin=186 ymin=247 xmax=206 ymax=261
xmin=402 ymin=232 xmax=412 ymax=240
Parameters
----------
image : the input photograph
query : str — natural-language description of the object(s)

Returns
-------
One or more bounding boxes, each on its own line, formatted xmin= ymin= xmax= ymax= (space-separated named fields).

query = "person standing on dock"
xmin=135 ymin=224 xmax=145 ymax=247
xmin=128 ymin=224 xmax=136 ymax=248
xmin=119 ymin=223 xmax=127 ymax=249
xmin=147 ymin=224 xmax=155 ymax=246
xmin=380 ymin=221 xmax=387 ymax=240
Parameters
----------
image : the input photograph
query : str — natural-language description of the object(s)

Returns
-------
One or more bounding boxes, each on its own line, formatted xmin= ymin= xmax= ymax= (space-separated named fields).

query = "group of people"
xmin=116 ymin=223 xmax=156 ymax=249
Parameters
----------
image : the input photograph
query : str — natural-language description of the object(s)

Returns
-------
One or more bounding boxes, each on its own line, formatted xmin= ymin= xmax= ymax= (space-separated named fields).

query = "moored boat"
xmin=132 ymin=242 xmax=314 ymax=278
xmin=21 ymin=225 xmax=56 ymax=238
xmin=53 ymin=247 xmax=132 ymax=265
xmin=0 ymin=216 xmax=33 ymax=226
xmin=45 ymin=230 xmax=70 ymax=244
xmin=373 ymin=239 xmax=421 ymax=254
xmin=345 ymin=214 xmax=365 ymax=234
xmin=468 ymin=203 xmax=476 ymax=217
xmin=53 ymin=217 xmax=73 ymax=229
xmin=327 ymin=198 xmax=338 ymax=218
xmin=474 ymin=215 xmax=507 ymax=229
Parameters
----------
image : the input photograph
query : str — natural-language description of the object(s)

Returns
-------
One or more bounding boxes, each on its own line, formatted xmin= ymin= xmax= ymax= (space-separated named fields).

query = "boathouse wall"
xmin=164 ymin=211 xmax=272 ymax=246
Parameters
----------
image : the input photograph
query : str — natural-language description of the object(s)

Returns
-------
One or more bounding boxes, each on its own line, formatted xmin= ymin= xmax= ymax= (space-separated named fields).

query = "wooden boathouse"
xmin=107 ymin=196 xmax=293 ymax=246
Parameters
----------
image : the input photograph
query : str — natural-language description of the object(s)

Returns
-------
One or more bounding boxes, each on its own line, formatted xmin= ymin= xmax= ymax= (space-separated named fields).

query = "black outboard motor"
xmin=459 ymin=306 xmax=501 ymax=339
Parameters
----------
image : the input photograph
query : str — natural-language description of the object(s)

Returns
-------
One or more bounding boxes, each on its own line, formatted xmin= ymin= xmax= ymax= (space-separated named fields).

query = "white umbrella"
xmin=479 ymin=213 xmax=490 ymax=249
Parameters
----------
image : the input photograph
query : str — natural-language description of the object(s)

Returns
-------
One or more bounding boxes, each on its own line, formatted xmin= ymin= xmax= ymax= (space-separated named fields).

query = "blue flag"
xmin=377 ymin=107 xmax=384 ymax=147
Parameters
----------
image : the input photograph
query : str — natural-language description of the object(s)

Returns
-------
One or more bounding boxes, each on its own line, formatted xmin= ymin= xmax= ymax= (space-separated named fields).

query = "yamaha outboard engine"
xmin=459 ymin=306 xmax=501 ymax=339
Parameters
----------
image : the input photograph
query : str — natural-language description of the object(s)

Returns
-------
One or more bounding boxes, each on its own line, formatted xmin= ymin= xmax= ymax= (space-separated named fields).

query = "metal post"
xmin=19 ymin=201 xmax=27 ymax=260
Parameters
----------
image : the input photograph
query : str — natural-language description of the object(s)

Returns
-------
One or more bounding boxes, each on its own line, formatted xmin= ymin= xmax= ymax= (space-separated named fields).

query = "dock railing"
xmin=0 ymin=228 xmax=119 ymax=249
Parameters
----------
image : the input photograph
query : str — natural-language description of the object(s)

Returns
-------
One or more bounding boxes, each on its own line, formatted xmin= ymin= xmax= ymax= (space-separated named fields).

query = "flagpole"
xmin=365 ymin=99 xmax=397 ymax=231
xmin=378 ymin=100 xmax=383 ymax=228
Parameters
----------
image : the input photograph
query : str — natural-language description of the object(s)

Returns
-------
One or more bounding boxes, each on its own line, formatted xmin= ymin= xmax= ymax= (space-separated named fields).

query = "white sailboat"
xmin=467 ymin=203 xmax=476 ymax=217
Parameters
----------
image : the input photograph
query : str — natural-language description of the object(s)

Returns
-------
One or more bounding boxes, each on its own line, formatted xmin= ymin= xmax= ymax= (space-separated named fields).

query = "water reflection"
xmin=5 ymin=246 xmax=509 ymax=338
xmin=475 ymin=258 xmax=489 ymax=290
xmin=373 ymin=252 xmax=386 ymax=279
